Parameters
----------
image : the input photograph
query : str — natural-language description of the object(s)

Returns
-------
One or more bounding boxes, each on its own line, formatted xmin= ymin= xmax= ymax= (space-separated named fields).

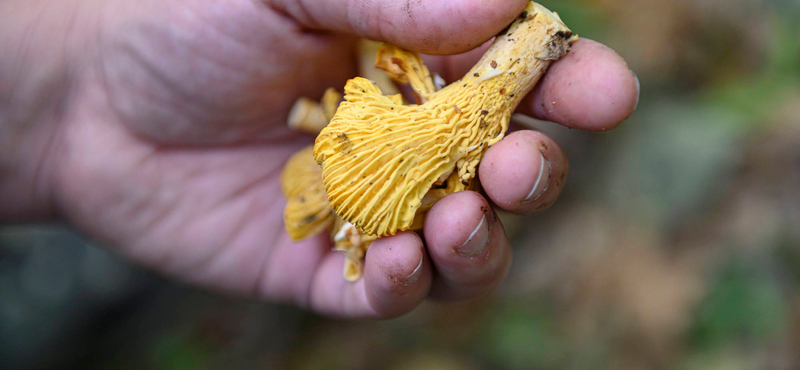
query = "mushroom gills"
xmin=314 ymin=1 xmax=577 ymax=237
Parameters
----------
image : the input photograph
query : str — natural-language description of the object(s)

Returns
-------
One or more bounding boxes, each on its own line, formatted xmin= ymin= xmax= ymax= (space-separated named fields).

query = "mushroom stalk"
xmin=455 ymin=3 xmax=576 ymax=120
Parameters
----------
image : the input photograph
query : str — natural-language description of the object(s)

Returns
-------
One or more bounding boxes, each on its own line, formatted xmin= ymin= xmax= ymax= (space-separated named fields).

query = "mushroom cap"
xmin=281 ymin=144 xmax=384 ymax=282
xmin=281 ymin=146 xmax=335 ymax=240
xmin=282 ymin=40 xmax=440 ymax=280
xmin=314 ymin=2 xmax=575 ymax=237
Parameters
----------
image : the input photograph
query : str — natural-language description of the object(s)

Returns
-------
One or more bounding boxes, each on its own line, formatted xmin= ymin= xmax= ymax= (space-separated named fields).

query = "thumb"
xmin=268 ymin=0 xmax=530 ymax=54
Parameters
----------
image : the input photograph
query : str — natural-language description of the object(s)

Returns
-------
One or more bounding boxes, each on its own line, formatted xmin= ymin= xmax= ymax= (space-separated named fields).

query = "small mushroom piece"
xmin=288 ymin=88 xmax=342 ymax=134
xmin=320 ymin=88 xmax=343 ymax=122
xmin=281 ymin=146 xmax=335 ymax=240
xmin=314 ymin=2 xmax=577 ymax=237
xmin=375 ymin=44 xmax=437 ymax=102
xmin=287 ymin=97 xmax=327 ymax=135
xmin=358 ymin=39 xmax=402 ymax=96
xmin=331 ymin=218 xmax=377 ymax=281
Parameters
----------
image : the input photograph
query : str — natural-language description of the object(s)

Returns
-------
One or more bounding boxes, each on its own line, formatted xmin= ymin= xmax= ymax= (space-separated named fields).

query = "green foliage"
xmin=481 ymin=302 xmax=566 ymax=370
xmin=689 ymin=259 xmax=787 ymax=350
xmin=150 ymin=333 xmax=209 ymax=370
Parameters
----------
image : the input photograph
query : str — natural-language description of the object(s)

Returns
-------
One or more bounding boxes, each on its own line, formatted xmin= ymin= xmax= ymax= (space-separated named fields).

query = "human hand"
xmin=2 ymin=0 xmax=638 ymax=318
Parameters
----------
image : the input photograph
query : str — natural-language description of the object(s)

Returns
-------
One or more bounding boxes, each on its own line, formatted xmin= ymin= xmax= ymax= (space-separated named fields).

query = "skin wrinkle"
xmin=126 ymin=193 xmax=176 ymax=267
xmin=83 ymin=143 xmax=163 ymax=255
xmin=100 ymin=4 xmax=306 ymax=144
xmin=100 ymin=26 xmax=300 ymax=146
xmin=208 ymin=149 xmax=288 ymax=211
xmin=294 ymin=0 xmax=322 ymax=30
xmin=104 ymin=42 xmax=209 ymax=139
xmin=94 ymin=11 xmax=158 ymax=140
xmin=253 ymin=222 xmax=293 ymax=301
xmin=31 ymin=70 xmax=74 ymax=221
xmin=113 ymin=42 xmax=256 ymax=142
xmin=149 ymin=159 xmax=284 ymax=280
xmin=123 ymin=32 xmax=243 ymax=121
xmin=345 ymin=0 xmax=370 ymax=40
xmin=7 ymin=2 xmax=50 ymax=106
xmin=126 ymin=191 xmax=192 ymax=273
xmin=304 ymin=253 xmax=330 ymax=310
xmin=177 ymin=4 xmax=270 ymax=88
xmin=93 ymin=3 xmax=127 ymax=136
xmin=175 ymin=195 xmax=267 ymax=285
xmin=369 ymin=0 xmax=393 ymax=44
xmin=0 ymin=1 xmax=79 ymax=220
xmin=96 ymin=54 xmax=168 ymax=149
xmin=127 ymin=150 xmax=194 ymax=252
xmin=208 ymin=182 xmax=284 ymax=293
xmin=222 ymin=200 xmax=276 ymax=290
xmin=263 ymin=2 xmax=300 ymax=30
xmin=402 ymin=0 xmax=414 ymax=22
xmin=65 ymin=66 xmax=290 ymax=274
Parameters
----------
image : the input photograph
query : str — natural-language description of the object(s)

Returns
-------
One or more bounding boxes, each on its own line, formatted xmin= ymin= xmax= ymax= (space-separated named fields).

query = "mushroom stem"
xmin=437 ymin=2 xmax=577 ymax=144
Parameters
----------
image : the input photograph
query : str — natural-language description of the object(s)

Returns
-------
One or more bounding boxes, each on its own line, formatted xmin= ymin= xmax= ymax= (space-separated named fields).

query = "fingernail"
xmin=632 ymin=70 xmax=640 ymax=111
xmin=456 ymin=215 xmax=491 ymax=256
xmin=524 ymin=151 xmax=551 ymax=201
xmin=399 ymin=250 xmax=424 ymax=286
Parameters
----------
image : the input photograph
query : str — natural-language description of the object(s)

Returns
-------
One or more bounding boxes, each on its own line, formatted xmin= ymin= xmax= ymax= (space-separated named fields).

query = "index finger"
xmin=524 ymin=38 xmax=639 ymax=131
xmin=424 ymin=38 xmax=640 ymax=131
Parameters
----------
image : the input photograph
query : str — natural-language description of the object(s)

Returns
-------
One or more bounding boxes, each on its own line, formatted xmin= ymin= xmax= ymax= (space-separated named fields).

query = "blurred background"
xmin=2 ymin=0 xmax=800 ymax=368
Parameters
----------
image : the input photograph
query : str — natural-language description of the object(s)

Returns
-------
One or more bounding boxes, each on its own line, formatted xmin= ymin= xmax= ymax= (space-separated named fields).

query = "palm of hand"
xmin=54 ymin=0 xmax=357 ymax=307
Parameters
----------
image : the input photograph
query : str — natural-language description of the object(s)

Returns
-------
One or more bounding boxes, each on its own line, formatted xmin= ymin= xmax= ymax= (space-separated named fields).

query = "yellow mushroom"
xmin=330 ymin=217 xmax=377 ymax=281
xmin=282 ymin=88 xmax=343 ymax=241
xmin=281 ymin=51 xmax=419 ymax=280
xmin=282 ymin=122 xmax=380 ymax=280
xmin=281 ymin=145 xmax=336 ymax=240
xmin=375 ymin=44 xmax=437 ymax=102
xmin=314 ymin=2 xmax=577 ymax=237
xmin=358 ymin=40 xmax=401 ymax=96
xmin=282 ymin=143 xmax=380 ymax=281
xmin=283 ymin=38 xmax=446 ymax=280
xmin=288 ymin=88 xmax=342 ymax=134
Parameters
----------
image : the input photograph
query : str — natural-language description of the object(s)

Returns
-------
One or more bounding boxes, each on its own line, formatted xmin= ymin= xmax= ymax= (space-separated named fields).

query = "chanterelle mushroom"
xmin=281 ymin=145 xmax=336 ymax=240
xmin=314 ymin=2 xmax=577 ymax=236
xmin=288 ymin=88 xmax=342 ymax=134
xmin=283 ymin=95 xmax=378 ymax=281
xmin=282 ymin=40 xmax=447 ymax=281
xmin=282 ymin=57 xmax=423 ymax=281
